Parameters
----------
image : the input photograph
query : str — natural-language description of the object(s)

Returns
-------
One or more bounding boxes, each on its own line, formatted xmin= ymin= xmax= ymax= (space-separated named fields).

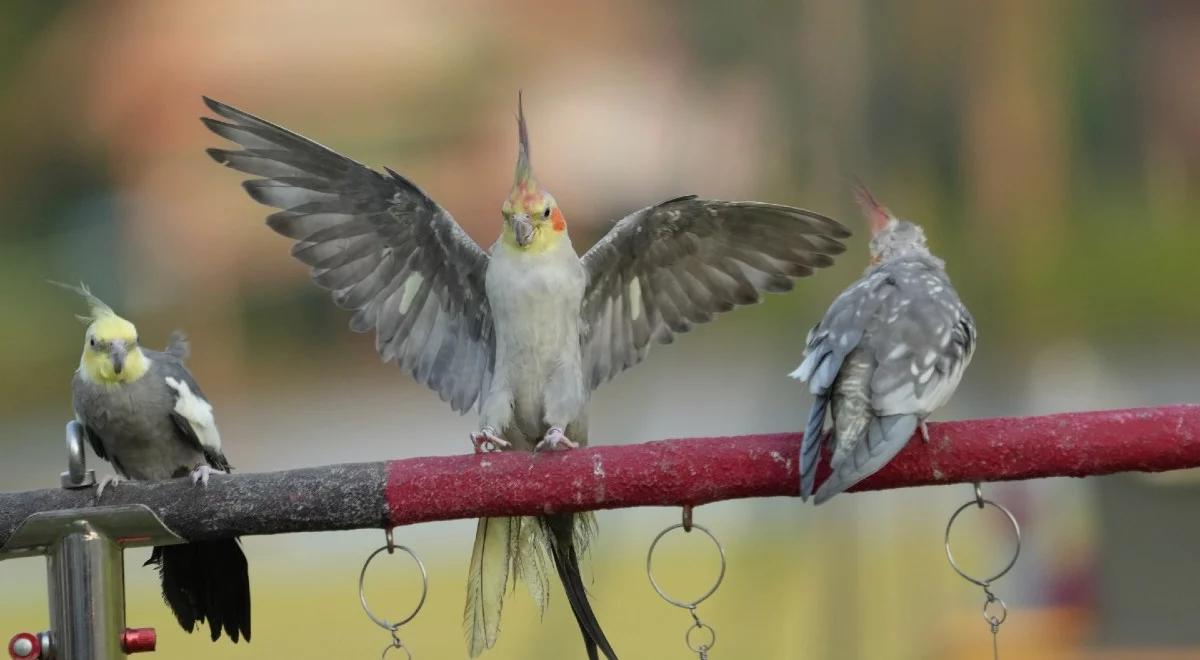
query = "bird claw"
xmin=95 ymin=475 xmax=121 ymax=499
xmin=920 ymin=421 xmax=930 ymax=444
xmin=190 ymin=464 xmax=223 ymax=487
xmin=535 ymin=427 xmax=578 ymax=452
xmin=471 ymin=427 xmax=510 ymax=454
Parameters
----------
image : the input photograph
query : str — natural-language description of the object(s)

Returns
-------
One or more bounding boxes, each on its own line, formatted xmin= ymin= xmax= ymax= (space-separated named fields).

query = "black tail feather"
xmin=543 ymin=515 xmax=617 ymax=660
xmin=146 ymin=539 xmax=251 ymax=643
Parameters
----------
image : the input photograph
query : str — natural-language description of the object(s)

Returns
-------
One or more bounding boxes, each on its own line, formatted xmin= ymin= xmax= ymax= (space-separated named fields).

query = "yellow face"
xmin=501 ymin=184 xmax=567 ymax=253
xmin=81 ymin=315 xmax=149 ymax=385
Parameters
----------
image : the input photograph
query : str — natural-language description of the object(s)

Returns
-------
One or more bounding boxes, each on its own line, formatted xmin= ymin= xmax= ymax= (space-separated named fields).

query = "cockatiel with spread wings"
xmin=203 ymin=95 xmax=850 ymax=658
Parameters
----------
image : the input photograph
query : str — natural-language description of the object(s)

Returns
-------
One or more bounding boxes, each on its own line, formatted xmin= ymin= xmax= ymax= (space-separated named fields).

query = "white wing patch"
xmin=165 ymin=376 xmax=221 ymax=452
xmin=398 ymin=273 xmax=424 ymax=314
xmin=628 ymin=277 xmax=643 ymax=322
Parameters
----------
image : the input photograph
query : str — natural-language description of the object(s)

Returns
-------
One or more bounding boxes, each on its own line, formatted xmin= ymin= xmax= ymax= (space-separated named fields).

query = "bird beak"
xmin=511 ymin=213 xmax=534 ymax=247
xmin=110 ymin=342 xmax=127 ymax=375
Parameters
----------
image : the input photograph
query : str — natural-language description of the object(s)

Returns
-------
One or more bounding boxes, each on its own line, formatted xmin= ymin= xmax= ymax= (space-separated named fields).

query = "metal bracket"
xmin=0 ymin=505 xmax=184 ymax=560
xmin=2 ymin=507 xmax=180 ymax=659
xmin=59 ymin=421 xmax=94 ymax=490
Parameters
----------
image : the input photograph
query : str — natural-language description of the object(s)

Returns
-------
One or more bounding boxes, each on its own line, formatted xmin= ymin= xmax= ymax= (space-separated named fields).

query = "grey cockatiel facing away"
xmin=62 ymin=283 xmax=250 ymax=643
xmin=202 ymin=94 xmax=850 ymax=658
xmin=790 ymin=186 xmax=976 ymax=504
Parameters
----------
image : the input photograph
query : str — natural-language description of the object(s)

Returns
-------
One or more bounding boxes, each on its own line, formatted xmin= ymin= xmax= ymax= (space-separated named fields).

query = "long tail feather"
xmin=544 ymin=514 xmax=618 ymax=660
xmin=145 ymin=539 xmax=250 ymax=643
xmin=800 ymin=395 xmax=828 ymax=500
xmin=465 ymin=517 xmax=512 ymax=656
xmin=511 ymin=516 xmax=552 ymax=618
xmin=814 ymin=414 xmax=919 ymax=504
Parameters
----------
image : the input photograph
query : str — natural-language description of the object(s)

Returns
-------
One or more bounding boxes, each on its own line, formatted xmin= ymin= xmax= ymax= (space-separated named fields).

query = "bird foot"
xmin=535 ymin=427 xmax=578 ymax=452
xmin=919 ymin=421 xmax=930 ymax=444
xmin=95 ymin=475 xmax=121 ymax=499
xmin=471 ymin=427 xmax=510 ymax=454
xmin=190 ymin=464 xmax=224 ymax=487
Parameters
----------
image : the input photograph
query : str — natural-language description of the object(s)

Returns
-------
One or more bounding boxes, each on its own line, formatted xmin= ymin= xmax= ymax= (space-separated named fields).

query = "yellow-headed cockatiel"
xmin=64 ymin=283 xmax=250 ymax=643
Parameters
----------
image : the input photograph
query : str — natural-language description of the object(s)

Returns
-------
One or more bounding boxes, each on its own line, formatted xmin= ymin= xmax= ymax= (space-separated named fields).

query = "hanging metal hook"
xmin=648 ymin=511 xmax=725 ymax=658
xmin=386 ymin=527 xmax=396 ymax=554
xmin=945 ymin=483 xmax=1021 ymax=660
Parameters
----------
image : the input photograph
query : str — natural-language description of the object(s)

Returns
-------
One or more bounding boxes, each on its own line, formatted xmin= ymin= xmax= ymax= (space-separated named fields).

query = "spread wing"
xmin=203 ymin=97 xmax=494 ymax=412
xmin=579 ymin=196 xmax=850 ymax=390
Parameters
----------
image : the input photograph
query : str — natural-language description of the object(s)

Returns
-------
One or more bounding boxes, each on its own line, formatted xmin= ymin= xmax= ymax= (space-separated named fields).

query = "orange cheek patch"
xmin=551 ymin=207 xmax=566 ymax=232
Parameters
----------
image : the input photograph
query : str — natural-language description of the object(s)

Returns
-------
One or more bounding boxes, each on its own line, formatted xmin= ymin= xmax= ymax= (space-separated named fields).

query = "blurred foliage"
xmin=0 ymin=1 xmax=1195 ymax=419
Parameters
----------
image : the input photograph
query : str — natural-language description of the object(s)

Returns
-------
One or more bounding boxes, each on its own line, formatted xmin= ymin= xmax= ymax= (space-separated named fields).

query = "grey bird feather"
xmin=202 ymin=95 xmax=851 ymax=657
xmin=791 ymin=185 xmax=975 ymax=503
xmin=202 ymin=96 xmax=495 ymax=414
xmin=580 ymin=197 xmax=849 ymax=389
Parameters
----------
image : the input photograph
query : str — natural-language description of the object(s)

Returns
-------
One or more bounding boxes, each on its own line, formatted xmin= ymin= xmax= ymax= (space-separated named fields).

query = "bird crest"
xmin=49 ymin=280 xmax=138 ymax=340
xmin=852 ymin=180 xmax=895 ymax=236
xmin=513 ymin=91 xmax=537 ymax=194
xmin=49 ymin=281 xmax=119 ymax=324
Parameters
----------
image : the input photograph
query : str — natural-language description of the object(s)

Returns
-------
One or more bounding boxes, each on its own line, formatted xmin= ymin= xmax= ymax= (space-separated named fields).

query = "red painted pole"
xmin=3 ymin=405 xmax=1198 ymax=547
xmin=384 ymin=404 xmax=1200 ymax=524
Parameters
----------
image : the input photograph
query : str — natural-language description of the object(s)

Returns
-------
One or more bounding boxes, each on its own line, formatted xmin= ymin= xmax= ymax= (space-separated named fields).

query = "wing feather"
xmin=156 ymin=358 xmax=232 ymax=472
xmin=793 ymin=255 xmax=975 ymax=500
xmin=580 ymin=197 xmax=849 ymax=389
xmin=204 ymin=97 xmax=494 ymax=412
xmin=789 ymin=269 xmax=894 ymax=497
xmin=865 ymin=262 xmax=975 ymax=416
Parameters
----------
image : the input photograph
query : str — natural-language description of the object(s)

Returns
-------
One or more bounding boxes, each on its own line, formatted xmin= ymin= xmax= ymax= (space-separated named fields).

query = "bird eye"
xmin=89 ymin=337 xmax=96 ymax=348
xmin=543 ymin=207 xmax=552 ymax=218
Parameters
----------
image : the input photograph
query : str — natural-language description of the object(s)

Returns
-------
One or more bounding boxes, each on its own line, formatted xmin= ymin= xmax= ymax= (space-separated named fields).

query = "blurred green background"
xmin=1 ymin=1 xmax=1198 ymax=658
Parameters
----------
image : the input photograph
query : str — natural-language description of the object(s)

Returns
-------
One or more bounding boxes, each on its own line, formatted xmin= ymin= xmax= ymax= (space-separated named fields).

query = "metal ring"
xmin=983 ymin=594 xmax=1008 ymax=627
xmin=944 ymin=499 xmax=1021 ymax=587
xmin=359 ymin=544 xmax=429 ymax=631
xmin=685 ymin=622 xmax=716 ymax=653
xmin=647 ymin=523 xmax=726 ymax=609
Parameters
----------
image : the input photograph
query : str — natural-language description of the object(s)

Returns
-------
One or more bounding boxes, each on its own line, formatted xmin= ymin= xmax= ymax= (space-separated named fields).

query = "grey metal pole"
xmin=45 ymin=519 xmax=124 ymax=660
